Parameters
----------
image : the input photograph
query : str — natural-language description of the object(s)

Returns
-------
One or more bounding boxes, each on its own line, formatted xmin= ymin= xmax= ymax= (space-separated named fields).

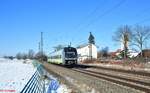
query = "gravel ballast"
xmin=43 ymin=62 xmax=144 ymax=93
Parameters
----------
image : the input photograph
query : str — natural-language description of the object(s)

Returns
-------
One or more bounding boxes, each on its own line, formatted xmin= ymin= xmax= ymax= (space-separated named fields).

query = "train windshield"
xmin=65 ymin=52 xmax=77 ymax=58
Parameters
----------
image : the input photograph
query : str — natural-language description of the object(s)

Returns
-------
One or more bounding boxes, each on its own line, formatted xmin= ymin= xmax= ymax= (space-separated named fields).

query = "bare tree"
xmin=132 ymin=25 xmax=150 ymax=57
xmin=16 ymin=52 xmax=22 ymax=60
xmin=53 ymin=44 xmax=64 ymax=51
xmin=113 ymin=25 xmax=132 ymax=59
xmin=22 ymin=53 xmax=28 ymax=60
xmin=100 ymin=47 xmax=109 ymax=58
xmin=28 ymin=49 xmax=35 ymax=59
xmin=35 ymin=51 xmax=47 ymax=61
xmin=16 ymin=52 xmax=27 ymax=60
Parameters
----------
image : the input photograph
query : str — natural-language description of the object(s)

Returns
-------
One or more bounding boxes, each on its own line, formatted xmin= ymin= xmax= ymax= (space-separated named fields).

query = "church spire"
xmin=88 ymin=32 xmax=95 ymax=45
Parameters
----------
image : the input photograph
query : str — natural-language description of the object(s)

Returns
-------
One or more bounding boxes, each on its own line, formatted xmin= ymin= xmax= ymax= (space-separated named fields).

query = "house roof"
xmin=76 ymin=43 xmax=89 ymax=49
xmin=76 ymin=43 xmax=97 ymax=49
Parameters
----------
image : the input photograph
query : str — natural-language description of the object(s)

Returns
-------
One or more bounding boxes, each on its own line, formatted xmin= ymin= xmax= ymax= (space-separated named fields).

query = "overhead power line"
xmin=75 ymin=0 xmax=106 ymax=29
xmin=85 ymin=0 xmax=126 ymax=28
xmin=41 ymin=32 xmax=43 ymax=55
xmin=125 ymin=6 xmax=150 ymax=25
xmin=135 ymin=18 xmax=150 ymax=25
xmin=75 ymin=0 xmax=125 ymax=32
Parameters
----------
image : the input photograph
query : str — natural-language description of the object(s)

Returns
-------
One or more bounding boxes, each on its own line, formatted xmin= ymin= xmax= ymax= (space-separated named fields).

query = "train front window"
xmin=65 ymin=52 xmax=76 ymax=58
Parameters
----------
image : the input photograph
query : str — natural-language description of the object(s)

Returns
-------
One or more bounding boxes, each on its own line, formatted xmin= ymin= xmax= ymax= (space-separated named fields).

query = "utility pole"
xmin=69 ymin=42 xmax=71 ymax=47
xmin=38 ymin=42 xmax=41 ymax=52
xmin=41 ymin=32 xmax=43 ymax=56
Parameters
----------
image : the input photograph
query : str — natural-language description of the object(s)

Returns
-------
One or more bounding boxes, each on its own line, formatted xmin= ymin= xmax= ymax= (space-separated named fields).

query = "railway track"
xmin=44 ymin=63 xmax=150 ymax=92
xmin=72 ymin=68 xmax=150 ymax=93
xmin=79 ymin=64 xmax=150 ymax=77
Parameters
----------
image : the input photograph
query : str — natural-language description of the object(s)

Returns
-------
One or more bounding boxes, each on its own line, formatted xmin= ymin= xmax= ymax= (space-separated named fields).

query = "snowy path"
xmin=0 ymin=58 xmax=36 ymax=93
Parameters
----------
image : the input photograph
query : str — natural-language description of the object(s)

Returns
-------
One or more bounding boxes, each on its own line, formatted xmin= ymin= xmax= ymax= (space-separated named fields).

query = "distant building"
xmin=110 ymin=49 xmax=139 ymax=58
xmin=77 ymin=44 xmax=97 ymax=62
xmin=77 ymin=32 xmax=97 ymax=62
xmin=137 ymin=49 xmax=150 ymax=58
xmin=128 ymin=50 xmax=139 ymax=58
xmin=110 ymin=49 xmax=122 ymax=58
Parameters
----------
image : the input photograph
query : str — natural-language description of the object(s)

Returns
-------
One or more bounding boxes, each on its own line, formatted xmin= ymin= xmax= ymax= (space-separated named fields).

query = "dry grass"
xmin=81 ymin=59 xmax=97 ymax=64
xmin=81 ymin=58 xmax=147 ymax=68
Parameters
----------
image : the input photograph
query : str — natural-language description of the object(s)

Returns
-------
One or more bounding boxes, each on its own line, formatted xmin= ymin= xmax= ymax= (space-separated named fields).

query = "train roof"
xmin=64 ymin=46 xmax=77 ymax=52
xmin=49 ymin=46 xmax=77 ymax=55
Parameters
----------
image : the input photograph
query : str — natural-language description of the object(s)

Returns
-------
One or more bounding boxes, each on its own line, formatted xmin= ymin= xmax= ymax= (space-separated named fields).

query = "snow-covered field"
xmin=0 ymin=58 xmax=36 ymax=93
xmin=0 ymin=58 xmax=71 ymax=93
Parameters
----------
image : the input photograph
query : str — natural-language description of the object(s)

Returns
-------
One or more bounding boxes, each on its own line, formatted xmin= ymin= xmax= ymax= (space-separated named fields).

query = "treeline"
xmin=97 ymin=25 xmax=150 ymax=59
xmin=16 ymin=50 xmax=35 ymax=60
xmin=3 ymin=56 xmax=14 ymax=60
xmin=16 ymin=49 xmax=47 ymax=61
xmin=113 ymin=25 xmax=150 ymax=58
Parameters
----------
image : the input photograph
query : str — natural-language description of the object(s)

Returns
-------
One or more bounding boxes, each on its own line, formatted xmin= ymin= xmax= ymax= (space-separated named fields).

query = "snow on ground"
xmin=0 ymin=58 xmax=73 ymax=93
xmin=0 ymin=58 xmax=36 ymax=93
xmin=44 ymin=71 xmax=72 ymax=93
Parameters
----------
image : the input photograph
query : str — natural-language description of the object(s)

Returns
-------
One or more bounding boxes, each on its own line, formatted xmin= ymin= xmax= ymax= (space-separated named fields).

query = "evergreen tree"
xmin=88 ymin=32 xmax=95 ymax=45
xmin=118 ymin=49 xmax=131 ymax=59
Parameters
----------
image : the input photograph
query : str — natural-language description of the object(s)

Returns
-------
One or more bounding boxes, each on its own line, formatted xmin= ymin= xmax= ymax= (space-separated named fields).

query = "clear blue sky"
xmin=0 ymin=0 xmax=150 ymax=56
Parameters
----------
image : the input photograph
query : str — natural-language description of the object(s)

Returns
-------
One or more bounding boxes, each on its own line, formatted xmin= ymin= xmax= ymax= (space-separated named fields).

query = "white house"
xmin=77 ymin=44 xmax=97 ymax=62
xmin=115 ymin=49 xmax=139 ymax=58
xmin=120 ymin=41 xmax=139 ymax=58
